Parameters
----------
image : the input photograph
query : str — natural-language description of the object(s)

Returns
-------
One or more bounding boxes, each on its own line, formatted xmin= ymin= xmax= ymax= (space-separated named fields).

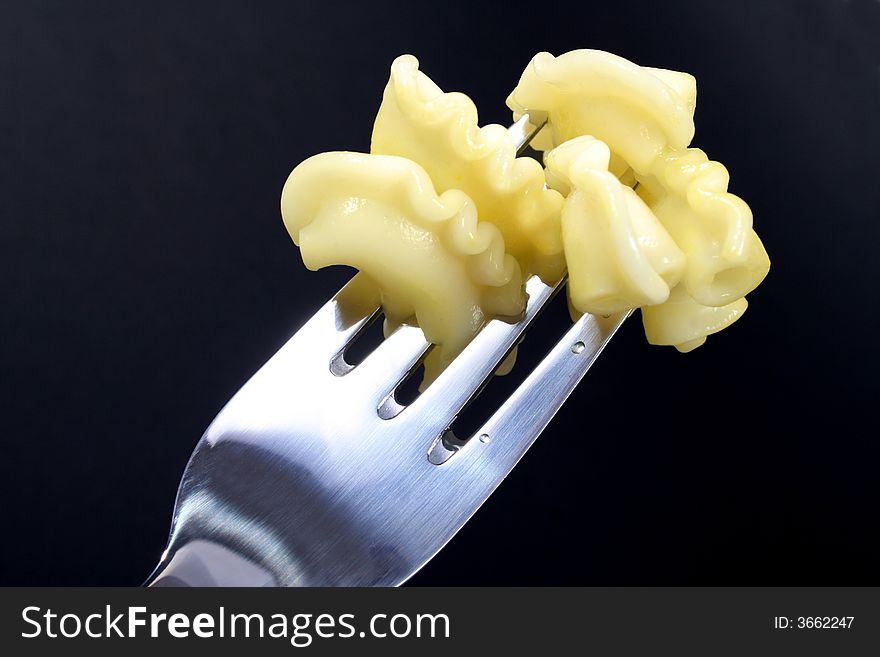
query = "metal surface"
xmin=146 ymin=115 xmax=628 ymax=587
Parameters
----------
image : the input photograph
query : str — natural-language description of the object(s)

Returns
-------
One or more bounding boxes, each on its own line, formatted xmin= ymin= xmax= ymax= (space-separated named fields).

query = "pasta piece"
xmin=636 ymin=149 xmax=770 ymax=307
xmin=506 ymin=49 xmax=696 ymax=173
xmin=507 ymin=48 xmax=769 ymax=310
xmin=544 ymin=136 xmax=685 ymax=315
xmin=281 ymin=151 xmax=524 ymax=375
xmin=641 ymin=284 xmax=748 ymax=353
xmin=372 ymin=54 xmax=566 ymax=282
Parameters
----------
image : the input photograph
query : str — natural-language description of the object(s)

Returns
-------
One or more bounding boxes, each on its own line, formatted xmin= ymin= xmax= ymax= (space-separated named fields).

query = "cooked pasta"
xmin=372 ymin=55 xmax=566 ymax=282
xmin=281 ymin=48 xmax=770 ymax=368
xmin=544 ymin=135 xmax=684 ymax=315
xmin=507 ymin=48 xmax=770 ymax=348
xmin=281 ymin=151 xmax=523 ymax=375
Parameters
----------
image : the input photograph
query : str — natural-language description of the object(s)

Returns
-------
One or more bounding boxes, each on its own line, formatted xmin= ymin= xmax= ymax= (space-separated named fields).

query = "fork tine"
xmin=458 ymin=310 xmax=629 ymax=461
xmin=346 ymin=324 xmax=431 ymax=395
xmin=404 ymin=275 xmax=563 ymax=426
xmin=291 ymin=273 xmax=382 ymax=359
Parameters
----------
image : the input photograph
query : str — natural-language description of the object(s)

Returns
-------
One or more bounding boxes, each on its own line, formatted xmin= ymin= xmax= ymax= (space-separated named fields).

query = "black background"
xmin=1 ymin=0 xmax=878 ymax=586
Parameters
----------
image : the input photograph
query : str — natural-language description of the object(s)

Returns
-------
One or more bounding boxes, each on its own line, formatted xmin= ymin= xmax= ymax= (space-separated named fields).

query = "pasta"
xmin=280 ymin=151 xmax=523 ymax=375
xmin=641 ymin=284 xmax=748 ymax=353
xmin=281 ymin=49 xmax=770 ymax=370
xmin=635 ymin=149 xmax=770 ymax=307
xmin=507 ymin=49 xmax=697 ymax=174
xmin=507 ymin=48 xmax=770 ymax=347
xmin=372 ymin=55 xmax=566 ymax=282
xmin=543 ymin=136 xmax=685 ymax=315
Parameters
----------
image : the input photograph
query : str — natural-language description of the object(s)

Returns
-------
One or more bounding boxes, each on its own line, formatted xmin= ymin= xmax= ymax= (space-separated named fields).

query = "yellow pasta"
xmin=544 ymin=136 xmax=685 ymax=315
xmin=280 ymin=49 xmax=771 ymax=372
xmin=507 ymin=48 xmax=770 ymax=347
xmin=281 ymin=151 xmax=523 ymax=374
xmin=507 ymin=49 xmax=696 ymax=173
xmin=635 ymin=149 xmax=770 ymax=307
xmin=372 ymin=54 xmax=566 ymax=282
xmin=642 ymin=284 xmax=748 ymax=353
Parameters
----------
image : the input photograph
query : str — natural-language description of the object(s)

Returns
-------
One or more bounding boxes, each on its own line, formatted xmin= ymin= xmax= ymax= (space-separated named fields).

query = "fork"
xmin=145 ymin=115 xmax=629 ymax=586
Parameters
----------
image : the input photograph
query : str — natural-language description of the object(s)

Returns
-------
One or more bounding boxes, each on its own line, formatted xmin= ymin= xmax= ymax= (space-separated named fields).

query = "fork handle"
xmin=146 ymin=540 xmax=278 ymax=587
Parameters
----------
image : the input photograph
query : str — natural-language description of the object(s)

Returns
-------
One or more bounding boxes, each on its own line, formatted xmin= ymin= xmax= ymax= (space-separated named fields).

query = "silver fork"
xmin=146 ymin=115 xmax=629 ymax=587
